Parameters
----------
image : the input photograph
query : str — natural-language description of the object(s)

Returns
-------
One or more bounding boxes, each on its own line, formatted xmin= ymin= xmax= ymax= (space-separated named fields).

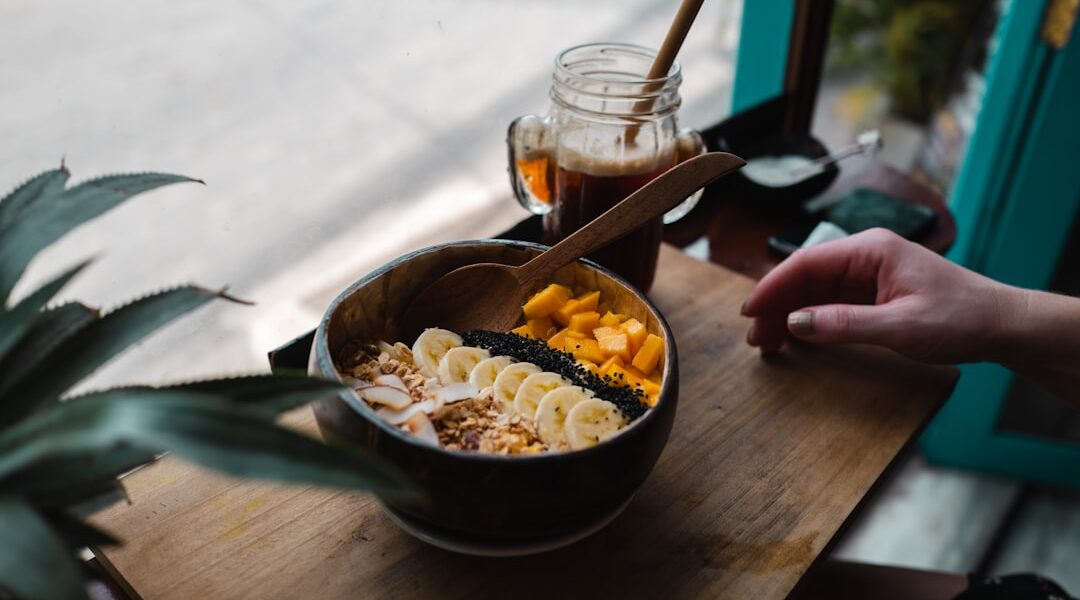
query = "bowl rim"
xmin=312 ymin=238 xmax=678 ymax=464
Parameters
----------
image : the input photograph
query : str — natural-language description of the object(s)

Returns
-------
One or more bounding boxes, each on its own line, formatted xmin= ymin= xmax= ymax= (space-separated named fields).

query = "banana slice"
xmin=565 ymin=398 xmax=626 ymax=450
xmin=437 ymin=346 xmax=490 ymax=385
xmin=468 ymin=355 xmax=514 ymax=389
xmin=412 ymin=328 xmax=463 ymax=378
xmin=513 ymin=372 xmax=569 ymax=418
xmin=492 ymin=362 xmax=541 ymax=412
xmin=535 ymin=385 xmax=592 ymax=447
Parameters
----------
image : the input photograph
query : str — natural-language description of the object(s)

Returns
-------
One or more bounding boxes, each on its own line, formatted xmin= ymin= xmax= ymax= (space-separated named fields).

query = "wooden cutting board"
xmin=91 ymin=245 xmax=956 ymax=599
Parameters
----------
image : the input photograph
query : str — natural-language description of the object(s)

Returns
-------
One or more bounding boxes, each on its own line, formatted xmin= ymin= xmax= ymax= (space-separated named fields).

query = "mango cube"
xmin=598 ymin=311 xmax=624 ymax=328
xmin=564 ymin=337 xmax=606 ymax=364
xmin=631 ymin=333 xmax=663 ymax=374
xmin=599 ymin=355 xmax=624 ymax=372
xmin=592 ymin=326 xmax=621 ymax=340
xmin=523 ymin=283 xmax=572 ymax=319
xmin=526 ymin=316 xmax=556 ymax=340
xmin=511 ymin=324 xmax=534 ymax=339
xmin=578 ymin=359 xmax=601 ymax=375
xmin=641 ymin=379 xmax=661 ymax=406
xmin=602 ymin=363 xmax=637 ymax=388
xmin=568 ymin=311 xmax=600 ymax=334
xmin=620 ymin=318 xmax=648 ymax=355
xmin=551 ymin=298 xmax=581 ymax=326
xmin=575 ymin=291 xmax=601 ymax=313
xmin=625 ymin=364 xmax=650 ymax=381
xmin=597 ymin=332 xmax=632 ymax=362
xmin=546 ymin=328 xmax=569 ymax=350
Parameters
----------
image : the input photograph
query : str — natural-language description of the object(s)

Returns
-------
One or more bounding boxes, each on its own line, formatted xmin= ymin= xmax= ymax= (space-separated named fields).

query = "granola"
xmin=342 ymin=344 xmax=551 ymax=454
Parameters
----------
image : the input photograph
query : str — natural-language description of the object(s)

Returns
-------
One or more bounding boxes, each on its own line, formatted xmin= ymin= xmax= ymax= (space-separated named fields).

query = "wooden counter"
xmin=91 ymin=245 xmax=957 ymax=599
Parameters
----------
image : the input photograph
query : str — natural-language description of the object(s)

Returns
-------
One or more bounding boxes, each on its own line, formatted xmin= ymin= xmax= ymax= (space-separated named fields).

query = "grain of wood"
xmin=91 ymin=245 xmax=956 ymax=599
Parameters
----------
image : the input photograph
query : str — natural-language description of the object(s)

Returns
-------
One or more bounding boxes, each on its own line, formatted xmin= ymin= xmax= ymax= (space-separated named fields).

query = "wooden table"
xmin=91 ymin=245 xmax=957 ymax=599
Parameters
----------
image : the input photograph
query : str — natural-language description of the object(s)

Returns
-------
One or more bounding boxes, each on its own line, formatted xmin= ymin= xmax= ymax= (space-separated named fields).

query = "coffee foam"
xmin=556 ymin=145 xmax=676 ymax=177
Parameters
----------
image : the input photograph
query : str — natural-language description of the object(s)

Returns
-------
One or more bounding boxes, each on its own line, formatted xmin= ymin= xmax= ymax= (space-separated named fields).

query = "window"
xmin=2 ymin=0 xmax=741 ymax=383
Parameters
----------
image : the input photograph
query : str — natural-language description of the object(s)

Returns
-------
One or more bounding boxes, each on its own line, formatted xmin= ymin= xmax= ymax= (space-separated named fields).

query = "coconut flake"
xmin=402 ymin=412 xmax=439 ymax=446
xmin=376 ymin=403 xmax=425 ymax=424
xmin=435 ymin=382 xmax=478 ymax=406
xmin=342 ymin=376 xmax=369 ymax=390
xmin=359 ymin=385 xmax=412 ymax=410
xmin=373 ymin=374 xmax=409 ymax=393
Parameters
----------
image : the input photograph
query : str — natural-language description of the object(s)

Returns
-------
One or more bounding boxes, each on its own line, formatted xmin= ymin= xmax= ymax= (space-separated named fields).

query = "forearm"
xmin=994 ymin=286 xmax=1080 ymax=408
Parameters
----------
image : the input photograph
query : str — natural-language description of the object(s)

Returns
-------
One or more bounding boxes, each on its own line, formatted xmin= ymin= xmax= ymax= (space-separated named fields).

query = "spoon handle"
xmin=515 ymin=152 xmax=745 ymax=288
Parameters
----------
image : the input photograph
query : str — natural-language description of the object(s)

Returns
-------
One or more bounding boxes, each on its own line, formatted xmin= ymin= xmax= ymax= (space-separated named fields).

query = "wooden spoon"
xmin=400 ymin=151 xmax=744 ymax=339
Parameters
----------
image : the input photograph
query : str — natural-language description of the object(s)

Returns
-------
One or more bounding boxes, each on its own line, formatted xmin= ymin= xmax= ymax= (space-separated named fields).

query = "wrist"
xmin=983 ymin=284 xmax=1033 ymax=367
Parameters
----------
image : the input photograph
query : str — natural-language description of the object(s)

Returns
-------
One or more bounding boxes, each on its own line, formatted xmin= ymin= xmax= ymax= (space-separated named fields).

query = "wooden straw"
xmin=626 ymin=0 xmax=706 ymax=145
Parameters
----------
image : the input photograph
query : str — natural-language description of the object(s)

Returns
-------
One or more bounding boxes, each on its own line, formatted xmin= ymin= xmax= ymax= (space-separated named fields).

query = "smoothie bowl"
xmin=308 ymin=240 xmax=677 ymax=553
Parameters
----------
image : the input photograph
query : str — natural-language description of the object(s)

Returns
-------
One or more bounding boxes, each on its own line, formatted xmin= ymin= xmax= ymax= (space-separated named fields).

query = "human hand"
xmin=741 ymin=228 xmax=1023 ymax=364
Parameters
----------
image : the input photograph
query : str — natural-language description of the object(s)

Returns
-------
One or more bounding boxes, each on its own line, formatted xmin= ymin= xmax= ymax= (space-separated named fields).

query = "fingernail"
xmin=740 ymin=299 xmax=750 ymax=316
xmin=788 ymin=311 xmax=814 ymax=336
xmin=745 ymin=323 xmax=757 ymax=345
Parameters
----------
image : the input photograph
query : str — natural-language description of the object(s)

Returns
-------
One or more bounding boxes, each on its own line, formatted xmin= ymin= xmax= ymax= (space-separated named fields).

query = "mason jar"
xmin=507 ymin=42 xmax=705 ymax=292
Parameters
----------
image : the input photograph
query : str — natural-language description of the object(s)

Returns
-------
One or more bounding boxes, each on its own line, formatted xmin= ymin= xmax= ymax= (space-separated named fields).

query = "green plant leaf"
xmin=0 ymin=171 xmax=201 ymax=303
xmin=0 ymin=259 xmax=91 ymax=369
xmin=41 ymin=508 xmax=120 ymax=548
xmin=163 ymin=373 xmax=345 ymax=414
xmin=0 ymin=165 xmax=69 ymax=230
xmin=0 ymin=390 xmax=422 ymax=502
xmin=0 ymin=301 xmax=99 ymax=400
xmin=1 ymin=446 xmax=149 ymax=506
xmin=1 ymin=286 xmax=233 ymax=427
xmin=2 ymin=376 xmax=343 ymax=507
xmin=0 ymin=496 xmax=88 ymax=600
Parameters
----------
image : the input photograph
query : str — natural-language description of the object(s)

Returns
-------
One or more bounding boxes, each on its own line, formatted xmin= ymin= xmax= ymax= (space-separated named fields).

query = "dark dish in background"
xmin=703 ymin=98 xmax=839 ymax=209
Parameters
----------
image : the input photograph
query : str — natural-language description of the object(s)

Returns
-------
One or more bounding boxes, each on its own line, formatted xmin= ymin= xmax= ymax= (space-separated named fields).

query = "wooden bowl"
xmin=308 ymin=240 xmax=678 ymax=550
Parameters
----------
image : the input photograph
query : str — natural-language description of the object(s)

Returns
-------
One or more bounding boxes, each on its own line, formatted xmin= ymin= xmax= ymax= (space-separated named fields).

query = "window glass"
xmin=813 ymin=0 xmax=1001 ymax=194
xmin=1 ymin=1 xmax=740 ymax=383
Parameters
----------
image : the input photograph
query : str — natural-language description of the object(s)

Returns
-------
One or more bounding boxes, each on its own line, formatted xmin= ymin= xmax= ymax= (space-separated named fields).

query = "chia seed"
xmin=462 ymin=330 xmax=650 ymax=421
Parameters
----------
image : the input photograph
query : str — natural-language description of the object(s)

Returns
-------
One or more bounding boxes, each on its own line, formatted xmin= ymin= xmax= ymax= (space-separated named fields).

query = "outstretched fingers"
xmin=742 ymin=230 xmax=901 ymax=352
xmin=743 ymin=231 xmax=893 ymax=318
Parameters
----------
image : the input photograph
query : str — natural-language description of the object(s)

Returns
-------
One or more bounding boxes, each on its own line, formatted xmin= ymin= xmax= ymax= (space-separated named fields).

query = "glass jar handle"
xmin=663 ymin=128 xmax=708 ymax=224
xmin=507 ymin=114 xmax=555 ymax=215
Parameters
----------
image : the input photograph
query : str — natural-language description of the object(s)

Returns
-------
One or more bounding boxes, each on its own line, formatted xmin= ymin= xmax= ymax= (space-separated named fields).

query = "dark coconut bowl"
xmin=308 ymin=240 xmax=678 ymax=551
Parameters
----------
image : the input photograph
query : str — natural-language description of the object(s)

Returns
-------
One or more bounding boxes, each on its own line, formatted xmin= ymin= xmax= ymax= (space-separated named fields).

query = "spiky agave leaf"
xmin=0 ymin=166 xmax=426 ymax=600
xmin=2 ymin=445 xmax=150 ymax=510
xmin=0 ymin=301 xmax=99 ymax=399
xmin=0 ymin=164 xmax=69 ymax=230
xmin=0 ymin=389 xmax=422 ymax=502
xmin=0 ymin=495 xmax=87 ymax=600
xmin=1 ymin=375 xmax=348 ymax=510
xmin=1 ymin=286 xmax=244 ymax=427
xmin=0 ymin=171 xmax=201 ymax=303
xmin=0 ymin=259 xmax=90 ymax=365
xmin=161 ymin=372 xmax=346 ymax=414
xmin=39 ymin=508 xmax=120 ymax=548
